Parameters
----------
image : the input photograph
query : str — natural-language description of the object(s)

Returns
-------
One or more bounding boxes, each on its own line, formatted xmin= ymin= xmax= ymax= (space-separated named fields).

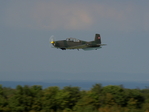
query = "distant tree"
xmin=126 ymin=89 xmax=144 ymax=109
xmin=30 ymin=85 xmax=43 ymax=111
xmin=90 ymin=83 xmax=102 ymax=94
xmin=74 ymin=84 xmax=103 ymax=111
xmin=74 ymin=90 xmax=98 ymax=111
xmin=55 ymin=89 xmax=70 ymax=110
xmin=61 ymin=86 xmax=81 ymax=110
xmin=9 ymin=85 xmax=43 ymax=112
xmin=0 ymin=85 xmax=9 ymax=111
xmin=141 ymin=87 xmax=149 ymax=103
xmin=141 ymin=88 xmax=149 ymax=111
xmin=9 ymin=85 xmax=25 ymax=112
xmin=42 ymin=86 xmax=60 ymax=112
xmin=90 ymin=83 xmax=104 ymax=109
xmin=102 ymin=85 xmax=127 ymax=107
xmin=22 ymin=85 xmax=33 ymax=111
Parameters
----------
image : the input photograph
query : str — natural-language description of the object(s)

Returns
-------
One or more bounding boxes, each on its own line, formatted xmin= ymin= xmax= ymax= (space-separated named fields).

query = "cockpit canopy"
xmin=66 ymin=38 xmax=80 ymax=42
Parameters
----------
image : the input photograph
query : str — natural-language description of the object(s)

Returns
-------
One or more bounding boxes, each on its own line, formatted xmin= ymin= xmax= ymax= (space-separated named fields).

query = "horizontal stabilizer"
xmin=93 ymin=44 xmax=106 ymax=46
xmin=98 ymin=44 xmax=107 ymax=46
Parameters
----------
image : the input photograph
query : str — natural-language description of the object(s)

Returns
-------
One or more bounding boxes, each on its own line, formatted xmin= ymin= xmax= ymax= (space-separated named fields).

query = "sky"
xmin=0 ymin=0 xmax=149 ymax=84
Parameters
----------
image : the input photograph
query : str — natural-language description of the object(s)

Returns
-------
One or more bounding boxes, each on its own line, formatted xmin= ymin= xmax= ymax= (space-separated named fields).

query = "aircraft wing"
xmin=67 ymin=44 xmax=88 ymax=49
xmin=66 ymin=44 xmax=106 ymax=49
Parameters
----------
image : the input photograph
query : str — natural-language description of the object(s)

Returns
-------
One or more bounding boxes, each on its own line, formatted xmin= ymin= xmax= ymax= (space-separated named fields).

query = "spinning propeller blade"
xmin=49 ymin=35 xmax=56 ymax=48
xmin=49 ymin=35 xmax=55 ymax=44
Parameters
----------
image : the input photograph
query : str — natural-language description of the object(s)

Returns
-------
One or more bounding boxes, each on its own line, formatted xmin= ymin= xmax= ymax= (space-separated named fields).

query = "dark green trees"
xmin=42 ymin=86 xmax=59 ymax=111
xmin=102 ymin=85 xmax=127 ymax=107
xmin=0 ymin=85 xmax=9 ymax=111
xmin=0 ymin=83 xmax=148 ymax=112
xmin=9 ymin=85 xmax=43 ymax=112
xmin=62 ymin=86 xmax=81 ymax=109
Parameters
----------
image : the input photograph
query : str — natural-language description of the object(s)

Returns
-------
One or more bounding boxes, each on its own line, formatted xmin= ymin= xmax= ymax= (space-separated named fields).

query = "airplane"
xmin=50 ymin=34 xmax=106 ymax=50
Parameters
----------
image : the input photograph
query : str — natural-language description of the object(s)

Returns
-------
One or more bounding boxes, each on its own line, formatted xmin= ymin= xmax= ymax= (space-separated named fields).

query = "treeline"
xmin=0 ymin=84 xmax=149 ymax=112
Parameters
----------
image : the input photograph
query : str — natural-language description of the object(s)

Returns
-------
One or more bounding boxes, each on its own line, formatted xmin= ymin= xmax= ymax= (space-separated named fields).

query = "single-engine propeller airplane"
xmin=50 ymin=34 xmax=106 ymax=50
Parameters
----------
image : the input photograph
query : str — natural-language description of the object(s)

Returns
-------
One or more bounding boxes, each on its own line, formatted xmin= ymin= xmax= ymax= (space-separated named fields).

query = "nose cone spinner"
xmin=50 ymin=41 xmax=55 ymax=44
xmin=49 ymin=35 xmax=55 ymax=44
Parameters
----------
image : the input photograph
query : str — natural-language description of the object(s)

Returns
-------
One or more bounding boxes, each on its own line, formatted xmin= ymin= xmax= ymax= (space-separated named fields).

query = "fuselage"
xmin=52 ymin=40 xmax=100 ymax=49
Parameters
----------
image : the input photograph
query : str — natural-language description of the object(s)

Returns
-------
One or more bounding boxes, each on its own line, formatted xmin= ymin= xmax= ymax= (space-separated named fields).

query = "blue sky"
xmin=0 ymin=0 xmax=149 ymax=83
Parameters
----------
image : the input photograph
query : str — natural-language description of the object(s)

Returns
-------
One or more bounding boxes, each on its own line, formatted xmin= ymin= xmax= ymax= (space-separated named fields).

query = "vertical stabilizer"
xmin=94 ymin=34 xmax=101 ymax=44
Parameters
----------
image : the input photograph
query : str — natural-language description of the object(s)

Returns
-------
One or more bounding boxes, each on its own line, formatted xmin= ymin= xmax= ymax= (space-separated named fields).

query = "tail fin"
xmin=94 ymin=34 xmax=101 ymax=44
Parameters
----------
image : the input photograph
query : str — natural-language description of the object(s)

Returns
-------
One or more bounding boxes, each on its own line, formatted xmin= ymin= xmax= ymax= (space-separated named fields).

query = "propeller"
xmin=49 ymin=35 xmax=55 ymax=44
xmin=49 ymin=35 xmax=56 ymax=48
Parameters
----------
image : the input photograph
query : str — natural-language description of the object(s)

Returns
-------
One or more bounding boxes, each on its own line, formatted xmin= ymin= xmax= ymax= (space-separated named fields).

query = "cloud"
xmin=90 ymin=2 xmax=146 ymax=32
xmin=3 ymin=1 xmax=93 ymax=30
xmin=3 ymin=1 xmax=149 ymax=31
xmin=31 ymin=1 xmax=93 ymax=30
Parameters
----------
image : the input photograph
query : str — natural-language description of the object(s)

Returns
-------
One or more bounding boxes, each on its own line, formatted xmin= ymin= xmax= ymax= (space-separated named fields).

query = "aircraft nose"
xmin=51 ymin=41 xmax=55 ymax=44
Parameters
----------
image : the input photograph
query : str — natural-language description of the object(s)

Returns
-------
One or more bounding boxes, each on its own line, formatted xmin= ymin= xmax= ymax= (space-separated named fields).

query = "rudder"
xmin=94 ymin=34 xmax=101 ymax=44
